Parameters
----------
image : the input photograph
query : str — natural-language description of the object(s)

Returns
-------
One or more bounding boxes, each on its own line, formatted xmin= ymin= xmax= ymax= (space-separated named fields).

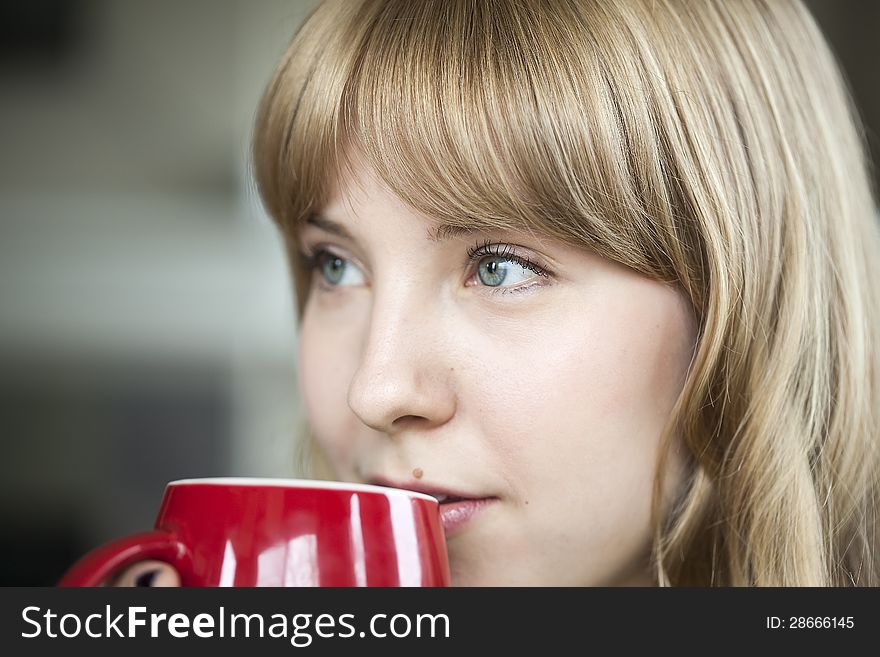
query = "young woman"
xmin=117 ymin=0 xmax=879 ymax=586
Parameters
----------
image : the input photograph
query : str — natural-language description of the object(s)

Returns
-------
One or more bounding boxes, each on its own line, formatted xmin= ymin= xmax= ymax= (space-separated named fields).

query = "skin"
xmin=115 ymin=159 xmax=698 ymax=587
xmin=294 ymin=160 xmax=698 ymax=586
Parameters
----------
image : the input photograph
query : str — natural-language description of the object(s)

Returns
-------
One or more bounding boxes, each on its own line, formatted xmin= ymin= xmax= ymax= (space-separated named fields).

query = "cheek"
xmin=558 ymin=282 xmax=696 ymax=434
xmin=474 ymin=281 xmax=696 ymax=500
xmin=296 ymin=305 xmax=361 ymax=468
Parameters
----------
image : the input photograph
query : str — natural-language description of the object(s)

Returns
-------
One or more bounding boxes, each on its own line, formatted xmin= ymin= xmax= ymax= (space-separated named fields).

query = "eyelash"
xmin=465 ymin=239 xmax=552 ymax=295
xmin=297 ymin=239 xmax=552 ymax=298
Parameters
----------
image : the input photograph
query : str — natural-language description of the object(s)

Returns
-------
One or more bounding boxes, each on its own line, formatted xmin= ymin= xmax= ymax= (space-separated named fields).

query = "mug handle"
xmin=57 ymin=530 xmax=193 ymax=587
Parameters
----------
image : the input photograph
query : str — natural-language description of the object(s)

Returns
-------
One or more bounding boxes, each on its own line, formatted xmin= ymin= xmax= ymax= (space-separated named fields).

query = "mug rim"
xmin=167 ymin=477 xmax=438 ymax=502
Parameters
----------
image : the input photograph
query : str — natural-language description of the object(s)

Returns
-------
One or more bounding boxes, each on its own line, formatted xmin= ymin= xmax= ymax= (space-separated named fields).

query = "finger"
xmin=107 ymin=560 xmax=181 ymax=587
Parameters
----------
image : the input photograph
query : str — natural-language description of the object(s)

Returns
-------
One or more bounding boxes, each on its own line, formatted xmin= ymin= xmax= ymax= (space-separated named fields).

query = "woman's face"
xmin=295 ymin=161 xmax=699 ymax=586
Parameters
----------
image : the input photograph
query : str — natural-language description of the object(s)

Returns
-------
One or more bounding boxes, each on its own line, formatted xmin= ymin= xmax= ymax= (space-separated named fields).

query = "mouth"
xmin=367 ymin=475 xmax=499 ymax=536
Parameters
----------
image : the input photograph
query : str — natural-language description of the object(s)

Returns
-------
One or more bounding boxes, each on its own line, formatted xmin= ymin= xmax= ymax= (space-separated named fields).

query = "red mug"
xmin=57 ymin=478 xmax=450 ymax=587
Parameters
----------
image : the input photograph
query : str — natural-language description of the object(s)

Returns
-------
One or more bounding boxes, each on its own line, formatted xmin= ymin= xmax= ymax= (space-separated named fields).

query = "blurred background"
xmin=0 ymin=0 xmax=877 ymax=585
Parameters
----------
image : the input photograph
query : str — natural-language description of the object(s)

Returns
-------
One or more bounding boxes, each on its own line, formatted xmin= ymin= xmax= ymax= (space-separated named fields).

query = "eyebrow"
xmin=304 ymin=214 xmax=491 ymax=243
xmin=304 ymin=214 xmax=355 ymax=240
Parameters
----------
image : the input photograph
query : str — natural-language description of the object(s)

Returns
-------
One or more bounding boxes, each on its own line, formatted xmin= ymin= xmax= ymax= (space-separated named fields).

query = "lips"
xmin=367 ymin=475 xmax=481 ymax=503
xmin=432 ymin=494 xmax=465 ymax=503
xmin=367 ymin=475 xmax=498 ymax=535
xmin=436 ymin=497 xmax=497 ymax=535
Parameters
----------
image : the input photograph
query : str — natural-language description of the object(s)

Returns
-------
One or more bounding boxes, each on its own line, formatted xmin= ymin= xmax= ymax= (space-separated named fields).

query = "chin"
xmin=448 ymin=564 xmax=521 ymax=587
xmin=448 ymin=564 xmax=483 ymax=587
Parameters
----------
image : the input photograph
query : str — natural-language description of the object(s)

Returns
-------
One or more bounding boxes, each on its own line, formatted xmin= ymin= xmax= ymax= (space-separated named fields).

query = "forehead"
xmin=312 ymin=156 xmax=526 ymax=244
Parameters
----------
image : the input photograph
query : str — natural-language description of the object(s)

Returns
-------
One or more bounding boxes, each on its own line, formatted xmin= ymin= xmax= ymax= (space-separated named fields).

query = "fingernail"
xmin=135 ymin=569 xmax=158 ymax=587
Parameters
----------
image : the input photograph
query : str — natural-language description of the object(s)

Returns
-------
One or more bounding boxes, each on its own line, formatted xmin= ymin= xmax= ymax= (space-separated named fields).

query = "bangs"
xmin=253 ymin=0 xmax=697 ymax=294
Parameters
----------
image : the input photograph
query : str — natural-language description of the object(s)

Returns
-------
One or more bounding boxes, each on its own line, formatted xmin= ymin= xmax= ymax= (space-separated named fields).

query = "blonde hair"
xmin=252 ymin=0 xmax=880 ymax=586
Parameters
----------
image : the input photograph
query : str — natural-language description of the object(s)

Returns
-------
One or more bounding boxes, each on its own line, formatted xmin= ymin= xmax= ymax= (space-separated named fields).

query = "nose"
xmin=346 ymin=286 xmax=456 ymax=437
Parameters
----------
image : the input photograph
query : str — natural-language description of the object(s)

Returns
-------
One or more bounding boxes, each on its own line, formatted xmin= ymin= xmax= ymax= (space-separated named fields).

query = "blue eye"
xmin=466 ymin=240 xmax=552 ymax=296
xmin=296 ymin=241 xmax=552 ymax=297
xmin=319 ymin=253 xmax=345 ymax=285
xmin=298 ymin=249 xmax=365 ymax=289
xmin=472 ymin=255 xmax=542 ymax=291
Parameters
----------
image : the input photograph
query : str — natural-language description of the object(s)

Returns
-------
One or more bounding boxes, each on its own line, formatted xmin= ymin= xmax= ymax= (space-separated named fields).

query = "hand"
xmin=104 ymin=560 xmax=181 ymax=587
